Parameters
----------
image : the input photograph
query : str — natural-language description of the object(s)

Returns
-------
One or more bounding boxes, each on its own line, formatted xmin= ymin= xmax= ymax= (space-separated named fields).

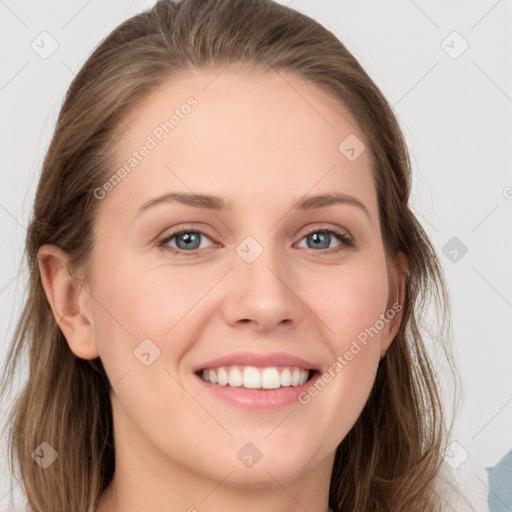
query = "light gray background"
xmin=1 ymin=1 xmax=511 ymax=510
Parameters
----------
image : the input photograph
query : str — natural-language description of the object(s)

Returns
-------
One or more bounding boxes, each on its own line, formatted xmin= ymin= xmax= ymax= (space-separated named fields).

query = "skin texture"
xmin=38 ymin=67 xmax=406 ymax=512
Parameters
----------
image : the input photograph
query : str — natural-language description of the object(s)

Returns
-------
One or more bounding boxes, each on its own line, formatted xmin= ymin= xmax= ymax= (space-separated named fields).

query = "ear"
xmin=379 ymin=251 xmax=408 ymax=359
xmin=38 ymin=244 xmax=99 ymax=360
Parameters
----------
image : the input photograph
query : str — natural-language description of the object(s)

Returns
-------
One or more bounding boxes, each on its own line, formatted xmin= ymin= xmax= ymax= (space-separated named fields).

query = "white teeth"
xmin=280 ymin=368 xmax=292 ymax=386
xmin=243 ymin=367 xmax=261 ymax=389
xmin=261 ymin=368 xmax=280 ymax=389
xmin=228 ymin=368 xmax=243 ymax=387
xmin=217 ymin=367 xmax=229 ymax=386
xmin=199 ymin=365 xmax=311 ymax=389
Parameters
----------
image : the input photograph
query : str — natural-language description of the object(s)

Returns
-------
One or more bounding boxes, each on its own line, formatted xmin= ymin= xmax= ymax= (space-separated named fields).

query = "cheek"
xmin=311 ymin=264 xmax=390 ymax=350
xmin=92 ymin=259 xmax=203 ymax=334
xmin=300 ymin=264 xmax=389 ymax=433
xmin=89 ymin=259 xmax=216 ymax=380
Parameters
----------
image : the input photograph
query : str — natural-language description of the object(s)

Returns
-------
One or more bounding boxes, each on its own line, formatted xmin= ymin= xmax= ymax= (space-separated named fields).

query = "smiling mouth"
xmin=195 ymin=365 xmax=320 ymax=390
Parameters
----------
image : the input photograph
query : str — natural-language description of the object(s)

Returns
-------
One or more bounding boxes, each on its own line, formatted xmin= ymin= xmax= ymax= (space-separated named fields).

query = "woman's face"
xmin=77 ymin=68 xmax=403 ymax=488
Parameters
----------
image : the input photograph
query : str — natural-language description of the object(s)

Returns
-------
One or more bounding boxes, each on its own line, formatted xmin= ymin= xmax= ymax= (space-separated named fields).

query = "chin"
xmin=196 ymin=437 xmax=319 ymax=488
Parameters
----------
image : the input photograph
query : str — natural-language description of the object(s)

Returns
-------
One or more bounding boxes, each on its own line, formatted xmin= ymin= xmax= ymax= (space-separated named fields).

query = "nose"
xmin=222 ymin=246 xmax=304 ymax=333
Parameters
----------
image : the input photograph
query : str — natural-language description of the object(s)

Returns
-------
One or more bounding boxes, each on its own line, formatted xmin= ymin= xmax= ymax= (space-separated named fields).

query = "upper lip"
xmin=193 ymin=351 xmax=320 ymax=373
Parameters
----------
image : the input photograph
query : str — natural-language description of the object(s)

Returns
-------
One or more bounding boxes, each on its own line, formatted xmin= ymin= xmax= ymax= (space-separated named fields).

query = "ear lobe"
xmin=380 ymin=251 xmax=408 ymax=359
xmin=38 ymin=244 xmax=99 ymax=360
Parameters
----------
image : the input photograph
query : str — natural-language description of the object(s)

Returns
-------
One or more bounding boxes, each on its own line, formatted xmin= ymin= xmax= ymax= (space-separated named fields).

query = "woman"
xmin=0 ymin=0 xmax=457 ymax=510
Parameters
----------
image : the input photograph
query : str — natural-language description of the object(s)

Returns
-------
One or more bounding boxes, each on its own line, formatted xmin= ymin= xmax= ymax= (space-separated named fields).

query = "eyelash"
xmin=158 ymin=224 xmax=354 ymax=256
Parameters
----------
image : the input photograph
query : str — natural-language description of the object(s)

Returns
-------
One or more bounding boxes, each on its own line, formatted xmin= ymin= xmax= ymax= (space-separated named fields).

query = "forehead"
xmin=104 ymin=67 xmax=376 ymax=219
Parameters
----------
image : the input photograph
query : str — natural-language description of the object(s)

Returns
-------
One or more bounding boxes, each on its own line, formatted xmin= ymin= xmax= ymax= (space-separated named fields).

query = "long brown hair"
xmin=0 ymin=0 xmax=457 ymax=510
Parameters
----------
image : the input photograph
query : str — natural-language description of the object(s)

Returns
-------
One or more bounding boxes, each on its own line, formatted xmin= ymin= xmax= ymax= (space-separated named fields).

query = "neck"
xmin=97 ymin=479 xmax=334 ymax=512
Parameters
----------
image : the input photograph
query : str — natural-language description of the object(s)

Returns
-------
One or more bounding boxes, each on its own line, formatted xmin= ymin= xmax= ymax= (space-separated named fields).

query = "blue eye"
xmin=159 ymin=230 xmax=214 ymax=253
xmin=297 ymin=228 xmax=354 ymax=252
xmin=158 ymin=226 xmax=354 ymax=255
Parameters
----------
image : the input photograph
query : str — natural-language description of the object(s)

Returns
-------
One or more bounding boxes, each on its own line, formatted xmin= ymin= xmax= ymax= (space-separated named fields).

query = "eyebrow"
xmin=135 ymin=191 xmax=371 ymax=221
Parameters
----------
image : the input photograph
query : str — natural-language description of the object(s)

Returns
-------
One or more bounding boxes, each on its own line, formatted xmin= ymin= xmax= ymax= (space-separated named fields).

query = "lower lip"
xmin=194 ymin=371 xmax=320 ymax=410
